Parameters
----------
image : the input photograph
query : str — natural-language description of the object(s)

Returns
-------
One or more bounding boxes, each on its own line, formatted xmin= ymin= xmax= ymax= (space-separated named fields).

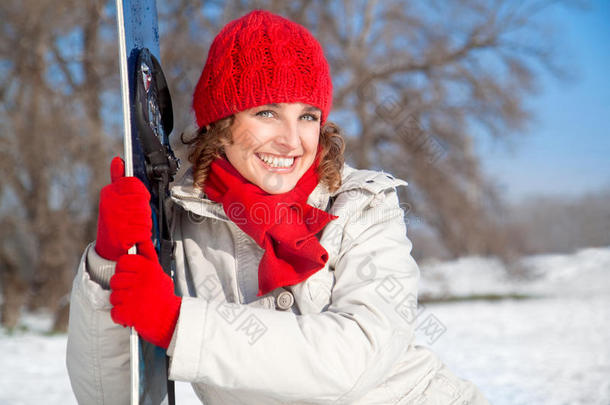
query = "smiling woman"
xmin=66 ymin=9 xmax=489 ymax=405
xmin=220 ymin=103 xmax=322 ymax=193
xmin=186 ymin=103 xmax=345 ymax=196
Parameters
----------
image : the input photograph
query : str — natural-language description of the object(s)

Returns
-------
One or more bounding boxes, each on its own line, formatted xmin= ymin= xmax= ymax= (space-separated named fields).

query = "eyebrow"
xmin=303 ymin=106 xmax=322 ymax=113
xmin=261 ymin=103 xmax=321 ymax=113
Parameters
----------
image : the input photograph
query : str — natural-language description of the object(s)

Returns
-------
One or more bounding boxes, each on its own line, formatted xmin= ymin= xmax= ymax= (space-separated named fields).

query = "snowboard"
xmin=115 ymin=0 xmax=178 ymax=404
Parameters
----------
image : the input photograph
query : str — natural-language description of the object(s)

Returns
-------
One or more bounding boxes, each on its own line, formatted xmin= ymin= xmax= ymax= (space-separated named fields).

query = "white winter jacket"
xmin=67 ymin=164 xmax=489 ymax=404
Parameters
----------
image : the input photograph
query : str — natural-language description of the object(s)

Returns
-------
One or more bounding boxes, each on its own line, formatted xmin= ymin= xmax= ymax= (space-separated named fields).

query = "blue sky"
xmin=478 ymin=1 xmax=610 ymax=202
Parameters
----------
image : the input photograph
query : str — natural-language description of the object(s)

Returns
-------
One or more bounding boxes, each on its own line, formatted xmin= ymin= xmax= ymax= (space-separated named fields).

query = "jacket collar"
xmin=170 ymin=167 xmax=333 ymax=221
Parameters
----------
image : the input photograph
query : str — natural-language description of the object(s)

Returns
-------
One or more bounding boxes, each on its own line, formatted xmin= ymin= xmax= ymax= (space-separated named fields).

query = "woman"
xmin=67 ymin=10 xmax=489 ymax=404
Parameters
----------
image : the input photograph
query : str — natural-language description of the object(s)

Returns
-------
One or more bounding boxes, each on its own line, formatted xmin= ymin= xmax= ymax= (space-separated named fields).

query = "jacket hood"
xmin=169 ymin=164 xmax=407 ymax=220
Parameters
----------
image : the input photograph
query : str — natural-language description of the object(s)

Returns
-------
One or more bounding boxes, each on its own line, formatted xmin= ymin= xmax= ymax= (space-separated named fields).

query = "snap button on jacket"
xmin=275 ymin=290 xmax=295 ymax=311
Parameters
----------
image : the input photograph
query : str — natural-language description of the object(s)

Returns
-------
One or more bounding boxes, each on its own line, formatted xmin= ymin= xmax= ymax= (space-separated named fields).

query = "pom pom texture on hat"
xmin=192 ymin=10 xmax=333 ymax=128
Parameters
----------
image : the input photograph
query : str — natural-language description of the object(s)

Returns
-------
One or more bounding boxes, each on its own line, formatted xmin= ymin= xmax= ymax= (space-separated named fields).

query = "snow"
xmin=1 ymin=247 xmax=609 ymax=404
xmin=418 ymin=247 xmax=610 ymax=299
xmin=0 ymin=315 xmax=200 ymax=405
xmin=418 ymin=296 xmax=610 ymax=405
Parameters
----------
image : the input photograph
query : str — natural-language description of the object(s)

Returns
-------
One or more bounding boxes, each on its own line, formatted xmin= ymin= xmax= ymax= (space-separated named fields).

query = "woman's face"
xmin=224 ymin=102 xmax=321 ymax=194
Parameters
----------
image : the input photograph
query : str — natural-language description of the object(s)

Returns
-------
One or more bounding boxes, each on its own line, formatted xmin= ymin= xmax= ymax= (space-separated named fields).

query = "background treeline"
xmin=1 ymin=0 xmax=604 ymax=332
xmin=410 ymin=187 xmax=610 ymax=261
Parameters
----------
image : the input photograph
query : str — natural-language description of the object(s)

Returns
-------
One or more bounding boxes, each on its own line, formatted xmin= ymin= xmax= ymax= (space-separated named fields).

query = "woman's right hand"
xmin=94 ymin=157 xmax=152 ymax=261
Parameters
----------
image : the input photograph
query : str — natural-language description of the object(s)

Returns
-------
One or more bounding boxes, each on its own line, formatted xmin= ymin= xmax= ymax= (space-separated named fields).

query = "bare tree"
xmin=159 ymin=0 xmax=576 ymax=259
xmin=0 ymin=0 xmax=583 ymax=330
xmin=0 ymin=0 xmax=117 ymax=331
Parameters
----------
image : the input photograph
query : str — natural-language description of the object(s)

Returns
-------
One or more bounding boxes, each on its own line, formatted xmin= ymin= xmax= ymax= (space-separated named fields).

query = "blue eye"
xmin=302 ymin=113 xmax=320 ymax=121
xmin=254 ymin=110 xmax=319 ymax=121
xmin=256 ymin=110 xmax=274 ymax=118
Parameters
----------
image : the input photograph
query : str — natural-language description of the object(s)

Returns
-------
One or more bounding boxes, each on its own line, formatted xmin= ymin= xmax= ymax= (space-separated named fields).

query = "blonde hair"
xmin=183 ymin=118 xmax=345 ymax=193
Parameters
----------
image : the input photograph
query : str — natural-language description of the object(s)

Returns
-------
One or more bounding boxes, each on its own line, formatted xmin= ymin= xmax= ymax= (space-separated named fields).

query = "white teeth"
xmin=257 ymin=153 xmax=294 ymax=168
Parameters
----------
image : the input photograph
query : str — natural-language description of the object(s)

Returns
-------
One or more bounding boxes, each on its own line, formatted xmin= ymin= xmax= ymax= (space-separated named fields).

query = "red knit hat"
xmin=192 ymin=10 xmax=333 ymax=128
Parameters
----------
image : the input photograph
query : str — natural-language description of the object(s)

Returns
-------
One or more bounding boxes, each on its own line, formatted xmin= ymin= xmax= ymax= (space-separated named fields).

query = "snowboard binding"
xmin=135 ymin=47 xmax=179 ymax=188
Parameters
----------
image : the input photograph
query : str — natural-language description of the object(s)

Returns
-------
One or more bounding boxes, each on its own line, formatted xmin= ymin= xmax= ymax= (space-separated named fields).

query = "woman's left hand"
xmin=109 ymin=240 xmax=181 ymax=349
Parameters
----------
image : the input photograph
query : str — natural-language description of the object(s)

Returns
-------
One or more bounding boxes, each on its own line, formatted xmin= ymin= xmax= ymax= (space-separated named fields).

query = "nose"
xmin=273 ymin=121 xmax=300 ymax=153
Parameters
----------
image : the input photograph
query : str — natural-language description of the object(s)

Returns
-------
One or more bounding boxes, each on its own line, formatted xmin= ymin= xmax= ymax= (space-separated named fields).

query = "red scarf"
xmin=204 ymin=158 xmax=337 ymax=296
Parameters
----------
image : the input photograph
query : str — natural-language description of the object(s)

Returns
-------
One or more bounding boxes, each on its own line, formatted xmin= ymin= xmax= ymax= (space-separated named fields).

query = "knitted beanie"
xmin=192 ymin=10 xmax=332 ymax=128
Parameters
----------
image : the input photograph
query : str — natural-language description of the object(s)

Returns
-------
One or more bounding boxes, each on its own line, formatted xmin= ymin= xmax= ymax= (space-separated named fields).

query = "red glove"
xmin=95 ymin=157 xmax=152 ymax=261
xmin=110 ymin=240 xmax=181 ymax=349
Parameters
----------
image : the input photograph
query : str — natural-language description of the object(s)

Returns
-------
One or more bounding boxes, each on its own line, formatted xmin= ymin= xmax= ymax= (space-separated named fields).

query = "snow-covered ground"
xmin=418 ymin=247 xmax=610 ymax=300
xmin=418 ymin=296 xmax=610 ymax=404
xmin=1 ymin=247 xmax=609 ymax=404
xmin=0 ymin=313 xmax=201 ymax=405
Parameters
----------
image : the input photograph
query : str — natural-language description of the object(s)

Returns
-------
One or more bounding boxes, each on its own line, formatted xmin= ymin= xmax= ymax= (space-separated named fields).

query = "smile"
xmin=256 ymin=153 xmax=296 ymax=168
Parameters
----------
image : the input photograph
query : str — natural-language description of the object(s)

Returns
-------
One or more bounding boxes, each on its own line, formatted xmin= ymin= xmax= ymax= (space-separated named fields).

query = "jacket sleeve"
xmin=66 ymin=243 xmax=131 ymax=405
xmin=167 ymin=181 xmax=420 ymax=404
